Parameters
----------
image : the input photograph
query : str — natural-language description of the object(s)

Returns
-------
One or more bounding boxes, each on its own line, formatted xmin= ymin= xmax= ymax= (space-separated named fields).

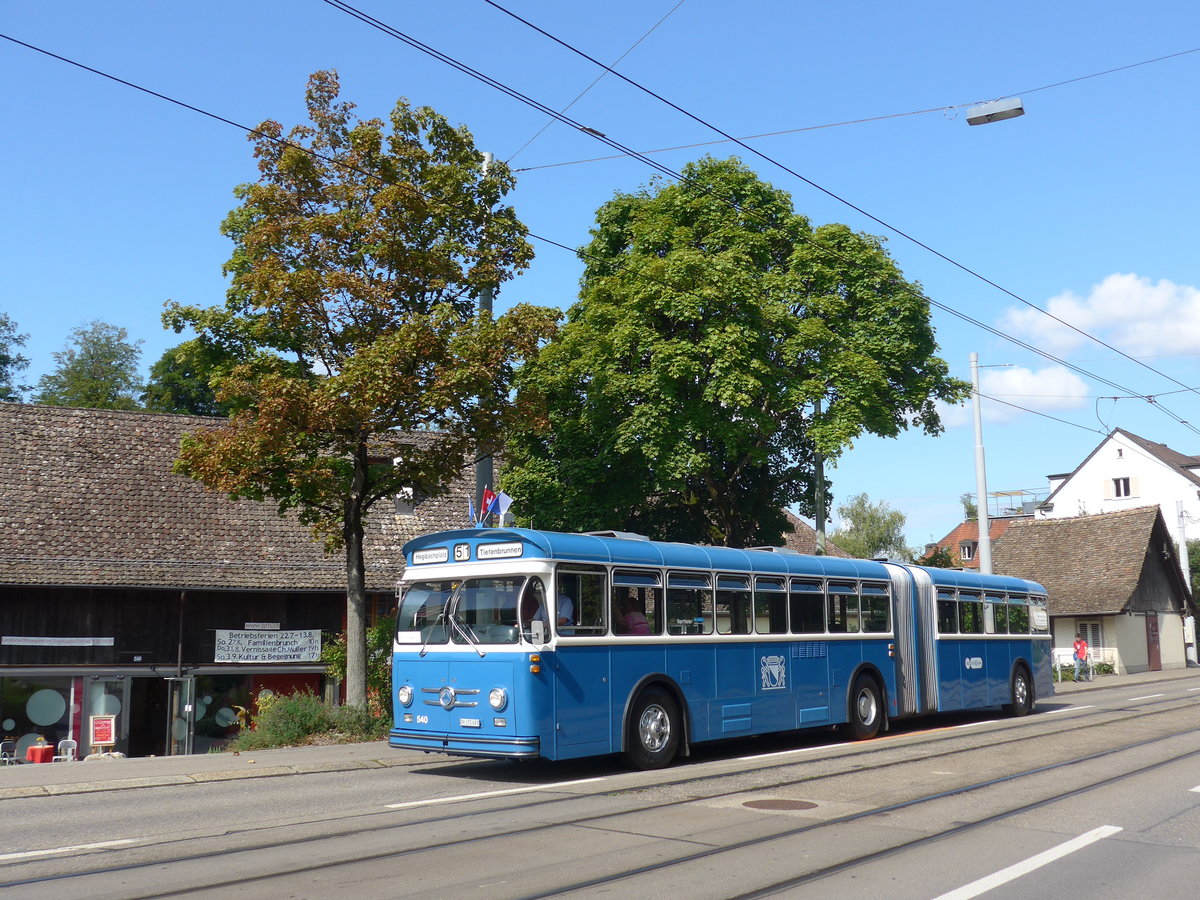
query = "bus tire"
xmin=623 ymin=687 xmax=681 ymax=770
xmin=1004 ymin=666 xmax=1033 ymax=717
xmin=842 ymin=673 xmax=883 ymax=741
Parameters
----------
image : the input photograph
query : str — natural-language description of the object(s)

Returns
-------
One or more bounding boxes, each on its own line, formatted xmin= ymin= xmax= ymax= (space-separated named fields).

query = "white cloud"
xmin=999 ymin=273 xmax=1200 ymax=358
xmin=938 ymin=365 xmax=1089 ymax=427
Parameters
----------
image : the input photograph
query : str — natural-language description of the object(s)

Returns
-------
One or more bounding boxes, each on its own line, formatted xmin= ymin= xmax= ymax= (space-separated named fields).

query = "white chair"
xmin=0 ymin=740 xmax=17 ymax=765
xmin=52 ymin=739 xmax=77 ymax=763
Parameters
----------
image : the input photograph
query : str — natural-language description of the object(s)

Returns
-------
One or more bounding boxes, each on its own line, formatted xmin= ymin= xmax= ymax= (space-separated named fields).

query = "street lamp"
xmin=966 ymin=97 xmax=1025 ymax=126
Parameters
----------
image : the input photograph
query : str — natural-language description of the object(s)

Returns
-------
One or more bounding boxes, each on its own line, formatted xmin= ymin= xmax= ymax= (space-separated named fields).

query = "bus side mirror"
xmin=530 ymin=620 xmax=546 ymax=644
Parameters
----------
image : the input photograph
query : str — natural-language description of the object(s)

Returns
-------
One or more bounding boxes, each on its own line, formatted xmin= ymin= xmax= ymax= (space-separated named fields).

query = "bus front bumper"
xmin=388 ymin=728 xmax=540 ymax=760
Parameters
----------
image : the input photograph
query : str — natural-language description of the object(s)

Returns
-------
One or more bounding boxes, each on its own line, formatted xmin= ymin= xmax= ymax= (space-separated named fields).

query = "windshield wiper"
xmin=448 ymin=612 xmax=486 ymax=658
xmin=417 ymin=606 xmax=446 ymax=658
xmin=418 ymin=586 xmax=460 ymax=658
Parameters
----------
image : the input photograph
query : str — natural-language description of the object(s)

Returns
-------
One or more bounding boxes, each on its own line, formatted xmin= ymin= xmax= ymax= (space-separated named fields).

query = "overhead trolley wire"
xmin=514 ymin=46 xmax=1200 ymax=173
xmin=318 ymin=1 xmax=1200 ymax=437
xmin=2 ymin=24 xmax=1194 ymax=439
xmin=476 ymin=0 xmax=1200 ymax=409
xmin=505 ymin=0 xmax=689 ymax=164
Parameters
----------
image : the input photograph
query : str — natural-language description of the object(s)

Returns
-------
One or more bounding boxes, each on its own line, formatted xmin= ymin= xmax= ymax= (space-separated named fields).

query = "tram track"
xmin=2 ymin=691 xmax=1197 ymax=897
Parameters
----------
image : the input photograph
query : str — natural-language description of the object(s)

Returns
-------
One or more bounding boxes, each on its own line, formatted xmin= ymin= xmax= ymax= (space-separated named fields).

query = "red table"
xmin=25 ymin=744 xmax=53 ymax=764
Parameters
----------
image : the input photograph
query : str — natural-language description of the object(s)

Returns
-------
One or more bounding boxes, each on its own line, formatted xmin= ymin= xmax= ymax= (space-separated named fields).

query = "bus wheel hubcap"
xmin=1015 ymin=676 xmax=1027 ymax=706
xmin=639 ymin=705 xmax=670 ymax=751
xmin=857 ymin=690 xmax=877 ymax=725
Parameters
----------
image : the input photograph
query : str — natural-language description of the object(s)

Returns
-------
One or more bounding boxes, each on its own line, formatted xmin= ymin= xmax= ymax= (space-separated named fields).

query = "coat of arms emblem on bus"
xmin=760 ymin=654 xmax=786 ymax=690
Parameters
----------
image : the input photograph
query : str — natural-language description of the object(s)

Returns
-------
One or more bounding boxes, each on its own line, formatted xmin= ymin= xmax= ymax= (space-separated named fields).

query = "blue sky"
xmin=4 ymin=2 xmax=1199 ymax=549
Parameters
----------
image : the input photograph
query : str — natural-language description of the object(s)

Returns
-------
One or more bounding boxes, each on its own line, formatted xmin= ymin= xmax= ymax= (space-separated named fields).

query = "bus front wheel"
xmin=1004 ymin=666 xmax=1033 ymax=717
xmin=624 ymin=687 xmax=681 ymax=770
xmin=842 ymin=674 xmax=883 ymax=741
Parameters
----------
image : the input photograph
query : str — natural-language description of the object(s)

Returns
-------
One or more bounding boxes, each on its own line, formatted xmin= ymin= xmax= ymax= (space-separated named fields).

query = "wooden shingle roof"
xmin=0 ymin=404 xmax=469 ymax=592
xmin=992 ymin=506 xmax=1169 ymax=616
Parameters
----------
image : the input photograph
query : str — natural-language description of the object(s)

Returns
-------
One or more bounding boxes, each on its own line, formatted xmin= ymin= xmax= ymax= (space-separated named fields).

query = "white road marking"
xmin=952 ymin=720 xmax=996 ymax=729
xmin=933 ymin=825 xmax=1123 ymax=900
xmin=1190 ymin=784 xmax=1200 ymax=793
xmin=1127 ymin=694 xmax=1164 ymax=702
xmin=1046 ymin=705 xmax=1094 ymax=713
xmin=738 ymin=741 xmax=852 ymax=761
xmin=0 ymin=839 xmax=138 ymax=863
xmin=385 ymin=776 xmax=605 ymax=809
xmin=1188 ymin=687 xmax=1200 ymax=692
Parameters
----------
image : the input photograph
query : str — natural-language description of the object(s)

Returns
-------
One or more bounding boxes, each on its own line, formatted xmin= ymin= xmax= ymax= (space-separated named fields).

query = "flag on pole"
xmin=467 ymin=493 xmax=477 ymax=526
xmin=494 ymin=491 xmax=513 ymax=519
xmin=480 ymin=487 xmax=498 ymax=524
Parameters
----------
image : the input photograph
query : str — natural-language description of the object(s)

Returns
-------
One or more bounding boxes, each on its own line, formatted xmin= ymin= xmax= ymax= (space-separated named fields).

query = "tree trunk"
xmin=342 ymin=448 xmax=370 ymax=709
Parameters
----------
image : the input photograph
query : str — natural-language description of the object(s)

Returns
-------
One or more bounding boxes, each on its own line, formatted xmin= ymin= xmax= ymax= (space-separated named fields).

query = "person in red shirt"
xmin=1073 ymin=633 xmax=1090 ymax=682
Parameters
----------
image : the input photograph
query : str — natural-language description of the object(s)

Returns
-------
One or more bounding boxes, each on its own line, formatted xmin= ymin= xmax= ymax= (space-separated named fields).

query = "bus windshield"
xmin=396 ymin=576 xmax=547 ymax=645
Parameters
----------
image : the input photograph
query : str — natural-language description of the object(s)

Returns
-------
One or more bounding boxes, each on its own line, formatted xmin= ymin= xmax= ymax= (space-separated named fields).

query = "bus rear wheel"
xmin=842 ymin=673 xmax=883 ymax=741
xmin=1004 ymin=666 xmax=1033 ymax=717
xmin=624 ymin=687 xmax=680 ymax=770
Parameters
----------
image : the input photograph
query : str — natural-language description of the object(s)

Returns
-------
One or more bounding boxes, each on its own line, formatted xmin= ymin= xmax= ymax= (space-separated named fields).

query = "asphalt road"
xmin=2 ymin=675 xmax=1198 ymax=899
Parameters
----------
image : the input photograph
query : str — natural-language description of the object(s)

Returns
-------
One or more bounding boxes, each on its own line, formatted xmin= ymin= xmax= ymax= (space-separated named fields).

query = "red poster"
xmin=90 ymin=714 xmax=116 ymax=746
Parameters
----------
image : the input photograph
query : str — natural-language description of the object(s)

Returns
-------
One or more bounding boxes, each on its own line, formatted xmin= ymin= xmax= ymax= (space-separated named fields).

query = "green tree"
xmin=916 ymin=544 xmax=959 ymax=568
xmin=831 ymin=493 xmax=913 ymax=561
xmin=502 ymin=157 xmax=966 ymax=546
xmin=960 ymin=492 xmax=978 ymax=522
xmin=0 ymin=312 xmax=30 ymax=402
xmin=169 ymin=71 xmax=558 ymax=708
xmin=143 ymin=339 xmax=251 ymax=416
xmin=33 ymin=320 xmax=143 ymax=410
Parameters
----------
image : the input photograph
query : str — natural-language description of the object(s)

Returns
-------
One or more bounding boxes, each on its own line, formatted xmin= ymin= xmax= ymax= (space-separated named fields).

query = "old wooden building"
xmin=0 ymin=404 xmax=465 ymax=757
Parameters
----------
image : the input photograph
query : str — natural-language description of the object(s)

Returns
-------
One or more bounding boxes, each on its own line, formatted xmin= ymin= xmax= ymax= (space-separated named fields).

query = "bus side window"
xmin=754 ymin=577 xmax=787 ymax=634
xmin=937 ymin=590 xmax=958 ymax=634
xmin=716 ymin=575 xmax=752 ymax=635
xmin=993 ymin=601 xmax=1009 ymax=633
xmin=985 ymin=593 xmax=1005 ymax=634
xmin=827 ymin=582 xmax=859 ymax=633
xmin=666 ymin=572 xmax=712 ymax=635
xmin=860 ymin=583 xmax=890 ymax=633
xmin=959 ymin=592 xmax=984 ymax=634
xmin=789 ymin=580 xmax=824 ymax=634
xmin=559 ymin=566 xmax=608 ymax=635
xmin=609 ymin=569 xmax=662 ymax=636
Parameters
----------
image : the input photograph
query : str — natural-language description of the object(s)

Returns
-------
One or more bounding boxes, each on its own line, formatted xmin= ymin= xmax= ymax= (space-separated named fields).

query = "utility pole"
xmin=970 ymin=352 xmax=992 ymax=574
xmin=474 ymin=152 xmax=495 ymax=523
xmin=814 ymin=397 xmax=826 ymax=555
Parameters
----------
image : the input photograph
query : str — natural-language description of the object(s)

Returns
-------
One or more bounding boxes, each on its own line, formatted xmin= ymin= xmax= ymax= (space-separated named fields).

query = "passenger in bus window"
xmin=556 ymin=592 xmax=575 ymax=634
xmin=537 ymin=591 xmax=575 ymax=634
xmin=617 ymin=593 xmax=651 ymax=635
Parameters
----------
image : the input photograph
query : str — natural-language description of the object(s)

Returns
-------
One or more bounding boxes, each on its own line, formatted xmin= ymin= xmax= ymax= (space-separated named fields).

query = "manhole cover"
xmin=742 ymin=799 xmax=818 ymax=810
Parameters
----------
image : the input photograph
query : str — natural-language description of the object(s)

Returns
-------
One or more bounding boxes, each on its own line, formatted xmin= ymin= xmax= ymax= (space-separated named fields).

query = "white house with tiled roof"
xmin=1037 ymin=428 xmax=1200 ymax=578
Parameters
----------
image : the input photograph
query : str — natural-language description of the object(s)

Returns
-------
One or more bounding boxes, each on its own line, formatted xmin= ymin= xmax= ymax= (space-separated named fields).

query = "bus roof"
xmin=403 ymin=528 xmax=895 ymax=580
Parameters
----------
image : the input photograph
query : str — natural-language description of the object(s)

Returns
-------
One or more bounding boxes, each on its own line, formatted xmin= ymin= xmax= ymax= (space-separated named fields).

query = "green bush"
xmin=228 ymin=689 xmax=390 ymax=751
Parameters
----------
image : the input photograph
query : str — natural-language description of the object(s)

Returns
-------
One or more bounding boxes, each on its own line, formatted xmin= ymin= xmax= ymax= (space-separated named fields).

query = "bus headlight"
xmin=398 ymin=685 xmax=413 ymax=707
xmin=488 ymin=687 xmax=508 ymax=711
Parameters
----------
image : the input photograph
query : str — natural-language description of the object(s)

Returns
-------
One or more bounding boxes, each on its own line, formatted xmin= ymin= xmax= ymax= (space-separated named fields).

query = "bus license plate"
xmin=459 ymin=717 xmax=481 ymax=728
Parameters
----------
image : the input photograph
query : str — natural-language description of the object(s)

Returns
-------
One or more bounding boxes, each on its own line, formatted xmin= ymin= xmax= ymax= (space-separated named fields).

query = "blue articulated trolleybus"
xmin=390 ymin=528 xmax=1053 ymax=769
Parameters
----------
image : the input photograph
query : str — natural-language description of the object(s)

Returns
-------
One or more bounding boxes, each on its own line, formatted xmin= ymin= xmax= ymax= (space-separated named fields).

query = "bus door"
xmin=552 ymin=565 xmax=616 ymax=756
xmin=884 ymin=564 xmax=921 ymax=718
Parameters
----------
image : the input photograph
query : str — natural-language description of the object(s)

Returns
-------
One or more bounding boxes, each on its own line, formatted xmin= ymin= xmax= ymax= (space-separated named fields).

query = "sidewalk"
xmin=3 ymin=666 xmax=1198 ymax=800
xmin=0 ymin=740 xmax=423 ymax=801
xmin=1049 ymin=663 xmax=1200 ymax=695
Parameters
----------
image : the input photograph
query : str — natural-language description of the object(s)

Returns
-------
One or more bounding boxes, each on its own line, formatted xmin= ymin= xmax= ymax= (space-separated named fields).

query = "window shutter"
xmin=1104 ymin=478 xmax=1114 ymax=500
xmin=1129 ymin=477 xmax=1139 ymax=497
